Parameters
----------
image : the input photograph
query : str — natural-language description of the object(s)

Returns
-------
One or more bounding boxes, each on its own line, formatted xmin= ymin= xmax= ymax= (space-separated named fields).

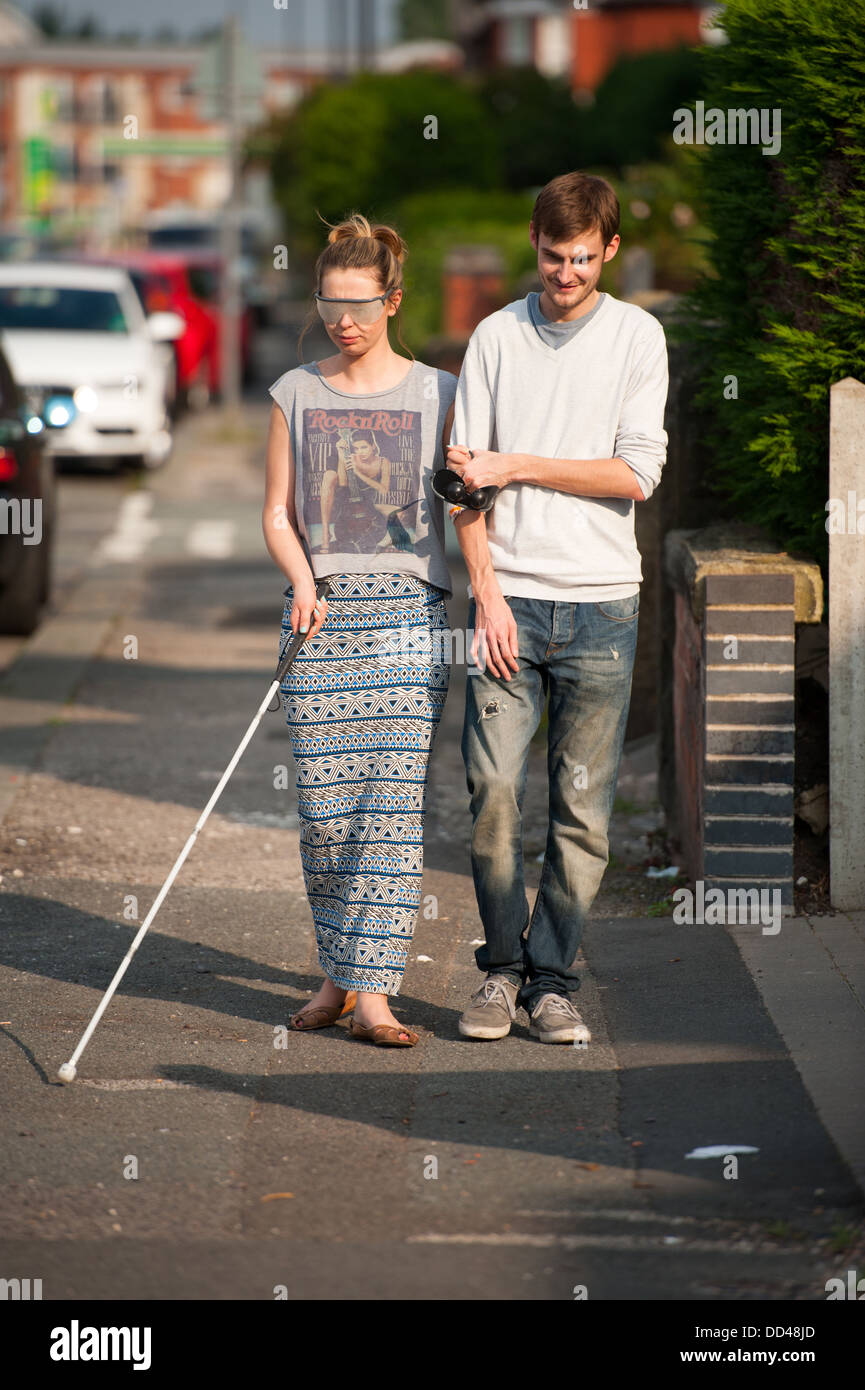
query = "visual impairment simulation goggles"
xmin=314 ymin=292 xmax=392 ymax=326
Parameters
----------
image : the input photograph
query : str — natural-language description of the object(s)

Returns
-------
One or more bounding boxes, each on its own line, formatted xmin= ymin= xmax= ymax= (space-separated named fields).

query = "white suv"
xmin=0 ymin=260 xmax=183 ymax=470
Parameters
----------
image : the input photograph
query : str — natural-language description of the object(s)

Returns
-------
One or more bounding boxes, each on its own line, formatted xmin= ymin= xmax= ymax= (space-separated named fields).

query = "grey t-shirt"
xmin=527 ymin=291 xmax=606 ymax=349
xmin=268 ymin=359 xmax=457 ymax=595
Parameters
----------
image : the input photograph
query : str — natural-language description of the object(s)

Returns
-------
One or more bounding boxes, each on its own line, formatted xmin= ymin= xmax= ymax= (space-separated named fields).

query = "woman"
xmin=263 ymin=213 xmax=457 ymax=1046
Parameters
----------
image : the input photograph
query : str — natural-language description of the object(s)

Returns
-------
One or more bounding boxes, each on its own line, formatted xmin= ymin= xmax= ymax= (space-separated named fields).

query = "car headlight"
xmin=73 ymin=385 xmax=98 ymax=412
xmin=44 ymin=395 xmax=76 ymax=427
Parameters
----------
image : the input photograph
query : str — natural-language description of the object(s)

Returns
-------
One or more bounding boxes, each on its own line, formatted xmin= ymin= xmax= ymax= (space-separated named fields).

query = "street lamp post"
xmin=220 ymin=15 xmax=242 ymax=417
xmin=190 ymin=17 xmax=264 ymax=421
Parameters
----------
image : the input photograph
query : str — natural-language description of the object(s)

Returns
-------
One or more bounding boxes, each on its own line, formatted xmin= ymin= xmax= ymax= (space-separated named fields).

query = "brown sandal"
xmin=349 ymin=1018 xmax=418 ymax=1047
xmin=289 ymin=991 xmax=357 ymax=1030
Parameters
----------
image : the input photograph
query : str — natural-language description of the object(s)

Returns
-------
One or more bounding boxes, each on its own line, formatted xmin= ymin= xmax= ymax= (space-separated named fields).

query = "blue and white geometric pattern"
xmin=280 ymin=572 xmax=450 ymax=995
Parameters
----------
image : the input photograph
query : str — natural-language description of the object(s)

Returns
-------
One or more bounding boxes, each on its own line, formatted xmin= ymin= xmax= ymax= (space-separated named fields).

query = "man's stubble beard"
xmin=540 ymin=269 xmax=601 ymax=319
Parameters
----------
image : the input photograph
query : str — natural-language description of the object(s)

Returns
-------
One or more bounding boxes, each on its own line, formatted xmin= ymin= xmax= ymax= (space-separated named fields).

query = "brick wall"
xmin=702 ymin=573 xmax=796 ymax=907
xmin=442 ymin=247 xmax=505 ymax=341
xmin=671 ymin=588 xmax=704 ymax=878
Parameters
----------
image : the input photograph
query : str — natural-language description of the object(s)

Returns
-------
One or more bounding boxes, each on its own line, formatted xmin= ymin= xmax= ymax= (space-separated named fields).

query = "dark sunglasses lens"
xmin=433 ymin=469 xmax=467 ymax=504
xmin=467 ymin=485 xmax=498 ymax=512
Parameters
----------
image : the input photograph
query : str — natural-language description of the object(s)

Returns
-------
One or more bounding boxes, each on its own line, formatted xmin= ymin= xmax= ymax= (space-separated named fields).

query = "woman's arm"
xmin=262 ymin=403 xmax=328 ymax=637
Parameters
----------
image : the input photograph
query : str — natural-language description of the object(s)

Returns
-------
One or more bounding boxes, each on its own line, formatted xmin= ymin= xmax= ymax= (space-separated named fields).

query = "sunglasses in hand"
xmin=432 ymin=452 xmax=499 ymax=513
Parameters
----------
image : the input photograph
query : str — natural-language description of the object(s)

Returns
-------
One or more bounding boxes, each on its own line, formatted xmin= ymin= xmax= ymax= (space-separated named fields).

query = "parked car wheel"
xmin=165 ymin=350 xmax=180 ymax=419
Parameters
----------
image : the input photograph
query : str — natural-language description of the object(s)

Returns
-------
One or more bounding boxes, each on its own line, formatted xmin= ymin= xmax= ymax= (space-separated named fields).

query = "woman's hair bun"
xmin=326 ymin=213 xmax=406 ymax=263
xmin=369 ymin=224 xmax=407 ymax=263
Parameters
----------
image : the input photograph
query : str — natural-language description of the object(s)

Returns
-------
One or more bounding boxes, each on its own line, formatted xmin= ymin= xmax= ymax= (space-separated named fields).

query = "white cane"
xmin=57 ymin=578 xmax=331 ymax=1083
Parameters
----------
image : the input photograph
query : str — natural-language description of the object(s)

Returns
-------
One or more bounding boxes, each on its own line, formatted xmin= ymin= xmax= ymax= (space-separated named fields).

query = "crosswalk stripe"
xmin=94 ymin=491 xmax=160 ymax=564
xmin=185 ymin=520 xmax=236 ymax=558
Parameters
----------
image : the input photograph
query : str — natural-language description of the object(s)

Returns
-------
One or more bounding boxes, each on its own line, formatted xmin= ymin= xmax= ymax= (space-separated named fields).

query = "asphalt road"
xmin=0 ymin=325 xmax=862 ymax=1302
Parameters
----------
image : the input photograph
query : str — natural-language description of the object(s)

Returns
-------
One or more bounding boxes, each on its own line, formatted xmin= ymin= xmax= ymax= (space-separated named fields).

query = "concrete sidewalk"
xmin=729 ymin=908 xmax=865 ymax=1198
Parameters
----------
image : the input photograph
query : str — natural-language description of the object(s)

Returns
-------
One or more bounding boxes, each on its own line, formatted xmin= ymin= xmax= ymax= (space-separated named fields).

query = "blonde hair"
xmin=298 ymin=212 xmax=414 ymax=362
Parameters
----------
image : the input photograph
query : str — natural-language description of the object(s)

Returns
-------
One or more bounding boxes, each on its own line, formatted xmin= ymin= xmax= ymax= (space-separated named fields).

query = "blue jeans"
xmin=461 ymin=592 xmax=639 ymax=1013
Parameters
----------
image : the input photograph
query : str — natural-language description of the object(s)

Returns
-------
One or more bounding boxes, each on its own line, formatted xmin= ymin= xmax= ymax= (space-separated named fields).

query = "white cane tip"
xmin=58 ymin=1062 xmax=76 ymax=1084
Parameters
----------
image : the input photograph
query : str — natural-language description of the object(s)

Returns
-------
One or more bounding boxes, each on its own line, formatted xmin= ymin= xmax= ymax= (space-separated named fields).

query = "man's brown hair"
xmin=531 ymin=172 xmax=620 ymax=246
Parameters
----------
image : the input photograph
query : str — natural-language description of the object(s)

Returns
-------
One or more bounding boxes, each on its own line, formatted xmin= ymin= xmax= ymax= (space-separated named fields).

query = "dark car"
xmin=0 ymin=341 xmax=55 ymax=634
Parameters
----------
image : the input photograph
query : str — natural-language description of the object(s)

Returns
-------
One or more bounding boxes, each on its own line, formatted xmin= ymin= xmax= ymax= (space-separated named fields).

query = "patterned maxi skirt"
xmin=279 ymin=572 xmax=450 ymax=995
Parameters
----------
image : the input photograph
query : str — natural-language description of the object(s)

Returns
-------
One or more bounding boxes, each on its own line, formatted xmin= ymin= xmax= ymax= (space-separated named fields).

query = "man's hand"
xmin=473 ymin=581 xmax=519 ymax=680
xmin=290 ymin=576 xmax=328 ymax=638
xmin=447 ymin=445 xmax=517 ymax=492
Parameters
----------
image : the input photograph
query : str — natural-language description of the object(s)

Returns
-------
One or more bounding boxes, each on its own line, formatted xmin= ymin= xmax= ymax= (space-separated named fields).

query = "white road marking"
xmin=515 ymin=1209 xmax=703 ymax=1225
xmin=76 ymin=1078 xmax=195 ymax=1091
xmin=406 ymin=1233 xmax=796 ymax=1253
xmin=686 ymin=1145 xmax=759 ymax=1159
xmin=94 ymin=492 xmax=160 ymax=564
xmin=186 ymin=520 xmax=236 ymax=558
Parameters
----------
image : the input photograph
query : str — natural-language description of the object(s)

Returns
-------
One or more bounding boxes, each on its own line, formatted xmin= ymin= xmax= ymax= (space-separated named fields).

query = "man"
xmin=446 ymin=171 xmax=668 ymax=1044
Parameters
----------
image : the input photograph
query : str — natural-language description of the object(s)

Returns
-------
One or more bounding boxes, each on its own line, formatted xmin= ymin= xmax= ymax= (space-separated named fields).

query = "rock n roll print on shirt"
xmin=301 ymin=405 xmax=423 ymax=556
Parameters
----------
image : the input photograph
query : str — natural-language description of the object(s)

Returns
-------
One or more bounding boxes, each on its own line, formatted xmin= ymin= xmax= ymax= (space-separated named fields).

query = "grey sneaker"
xmin=459 ymin=974 xmax=520 ymax=1039
xmin=529 ymin=993 xmax=591 ymax=1044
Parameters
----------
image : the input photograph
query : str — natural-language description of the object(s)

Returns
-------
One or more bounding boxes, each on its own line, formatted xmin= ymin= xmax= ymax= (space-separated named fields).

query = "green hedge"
xmin=681 ymin=0 xmax=865 ymax=571
xmin=265 ymin=71 xmax=502 ymax=257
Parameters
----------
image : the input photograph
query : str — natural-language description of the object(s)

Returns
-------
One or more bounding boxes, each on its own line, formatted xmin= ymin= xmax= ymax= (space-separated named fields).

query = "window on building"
xmin=44 ymin=78 xmax=74 ymax=123
xmin=51 ymin=144 xmax=75 ymax=180
xmin=83 ymin=79 xmax=119 ymax=123
xmin=501 ymin=16 xmax=533 ymax=66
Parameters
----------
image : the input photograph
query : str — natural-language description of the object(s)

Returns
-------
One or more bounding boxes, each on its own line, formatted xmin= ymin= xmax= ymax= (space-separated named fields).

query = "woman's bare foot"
xmin=352 ymin=990 xmax=411 ymax=1037
xmin=295 ymin=977 xmax=351 ymax=1019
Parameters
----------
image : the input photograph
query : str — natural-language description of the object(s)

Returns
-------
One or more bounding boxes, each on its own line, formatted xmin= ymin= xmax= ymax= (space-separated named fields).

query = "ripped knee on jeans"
xmin=480 ymin=697 xmax=505 ymax=720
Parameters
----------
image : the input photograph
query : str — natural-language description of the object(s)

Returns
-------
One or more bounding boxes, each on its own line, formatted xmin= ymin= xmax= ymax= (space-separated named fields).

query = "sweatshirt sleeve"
xmin=445 ymin=329 xmax=497 ymax=518
xmin=613 ymin=322 xmax=669 ymax=501
xmin=452 ymin=327 xmax=496 ymax=453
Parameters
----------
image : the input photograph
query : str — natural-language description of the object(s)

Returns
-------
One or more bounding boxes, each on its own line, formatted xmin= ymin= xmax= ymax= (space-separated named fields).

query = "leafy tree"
xmin=681 ymin=0 xmax=865 ymax=570
xmin=580 ymin=46 xmax=706 ymax=171
xmin=267 ymin=71 xmax=503 ymax=252
xmin=474 ymin=51 xmax=706 ymax=189
xmin=32 ymin=5 xmax=64 ymax=35
xmin=32 ymin=5 xmax=102 ymax=36
xmin=476 ymin=67 xmax=581 ymax=191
